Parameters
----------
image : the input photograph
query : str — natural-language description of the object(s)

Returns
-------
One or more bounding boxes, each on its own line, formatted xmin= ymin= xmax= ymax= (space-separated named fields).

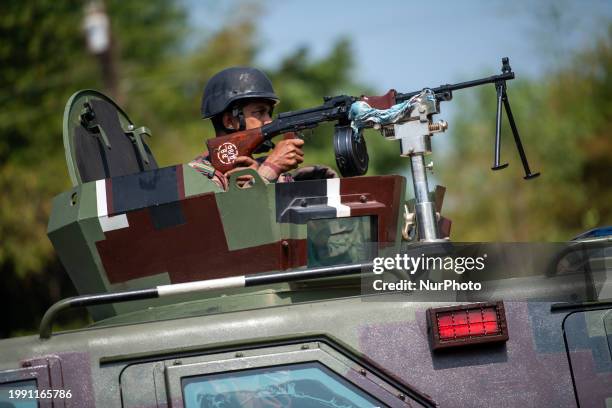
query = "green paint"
xmin=92 ymin=282 xmax=360 ymax=327
xmin=47 ymin=182 xmax=116 ymax=320
xmin=215 ymin=169 xmax=279 ymax=250
xmin=47 ymin=187 xmax=80 ymax=234
xmin=280 ymin=222 xmax=307 ymax=240
xmin=182 ymin=164 xmax=223 ymax=197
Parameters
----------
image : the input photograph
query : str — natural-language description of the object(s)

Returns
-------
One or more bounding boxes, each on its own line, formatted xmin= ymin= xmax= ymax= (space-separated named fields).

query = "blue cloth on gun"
xmin=348 ymin=100 xmax=413 ymax=140
xmin=348 ymin=89 xmax=436 ymax=140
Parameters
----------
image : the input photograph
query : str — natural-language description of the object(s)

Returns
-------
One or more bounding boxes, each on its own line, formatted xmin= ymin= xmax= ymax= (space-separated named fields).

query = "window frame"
xmin=306 ymin=215 xmax=379 ymax=268
xmin=163 ymin=341 xmax=413 ymax=408
xmin=0 ymin=363 xmax=56 ymax=408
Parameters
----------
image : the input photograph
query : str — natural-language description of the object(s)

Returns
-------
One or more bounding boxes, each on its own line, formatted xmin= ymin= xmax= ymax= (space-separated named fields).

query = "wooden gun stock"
xmin=206 ymin=129 xmax=299 ymax=173
xmin=360 ymin=89 xmax=398 ymax=110
xmin=206 ymin=128 xmax=265 ymax=173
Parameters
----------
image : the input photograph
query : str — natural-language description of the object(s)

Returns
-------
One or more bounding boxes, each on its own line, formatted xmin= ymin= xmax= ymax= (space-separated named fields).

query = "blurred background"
xmin=0 ymin=0 xmax=610 ymax=337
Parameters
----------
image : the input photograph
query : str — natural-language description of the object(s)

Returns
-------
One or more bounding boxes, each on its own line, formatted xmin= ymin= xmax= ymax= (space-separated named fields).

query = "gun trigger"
xmin=253 ymin=139 xmax=275 ymax=154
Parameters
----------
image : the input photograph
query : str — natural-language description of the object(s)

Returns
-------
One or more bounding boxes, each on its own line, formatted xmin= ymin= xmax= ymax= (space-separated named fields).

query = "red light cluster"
xmin=437 ymin=307 xmax=500 ymax=340
xmin=428 ymin=302 xmax=509 ymax=350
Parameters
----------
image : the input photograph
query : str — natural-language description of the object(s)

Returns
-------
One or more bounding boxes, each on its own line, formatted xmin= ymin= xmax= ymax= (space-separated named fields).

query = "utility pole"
xmin=83 ymin=0 xmax=122 ymax=103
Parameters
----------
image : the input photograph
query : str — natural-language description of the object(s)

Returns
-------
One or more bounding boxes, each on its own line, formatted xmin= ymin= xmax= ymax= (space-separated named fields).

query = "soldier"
xmin=189 ymin=67 xmax=336 ymax=189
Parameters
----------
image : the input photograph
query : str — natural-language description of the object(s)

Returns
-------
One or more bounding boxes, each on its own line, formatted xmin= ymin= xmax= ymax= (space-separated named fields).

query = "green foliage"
xmin=0 ymin=1 xmax=91 ymax=162
xmin=437 ymin=28 xmax=612 ymax=240
xmin=1 ymin=0 xmax=94 ymax=278
xmin=109 ymin=1 xmax=187 ymax=63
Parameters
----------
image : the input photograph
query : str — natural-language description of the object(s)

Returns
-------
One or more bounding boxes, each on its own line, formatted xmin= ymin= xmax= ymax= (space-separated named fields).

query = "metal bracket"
xmin=80 ymin=101 xmax=111 ymax=149
xmin=125 ymin=124 xmax=152 ymax=165
xmin=402 ymin=203 xmax=415 ymax=241
xmin=388 ymin=92 xmax=448 ymax=242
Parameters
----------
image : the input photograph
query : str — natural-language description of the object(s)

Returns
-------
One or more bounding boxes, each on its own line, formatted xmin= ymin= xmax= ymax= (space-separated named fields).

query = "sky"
xmin=188 ymin=0 xmax=612 ymax=92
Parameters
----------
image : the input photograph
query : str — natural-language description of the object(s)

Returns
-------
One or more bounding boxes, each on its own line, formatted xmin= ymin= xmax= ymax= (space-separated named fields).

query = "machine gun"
xmin=207 ymin=58 xmax=537 ymax=177
xmin=207 ymin=58 xmax=539 ymax=242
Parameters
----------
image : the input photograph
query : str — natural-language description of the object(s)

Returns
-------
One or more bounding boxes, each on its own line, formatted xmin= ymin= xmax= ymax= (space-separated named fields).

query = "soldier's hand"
xmin=224 ymin=156 xmax=259 ymax=188
xmin=264 ymin=138 xmax=305 ymax=173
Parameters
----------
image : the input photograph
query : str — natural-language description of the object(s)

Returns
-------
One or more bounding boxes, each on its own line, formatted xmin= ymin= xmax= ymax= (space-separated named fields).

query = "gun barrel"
xmin=261 ymin=63 xmax=516 ymax=138
xmin=396 ymin=71 xmax=515 ymax=102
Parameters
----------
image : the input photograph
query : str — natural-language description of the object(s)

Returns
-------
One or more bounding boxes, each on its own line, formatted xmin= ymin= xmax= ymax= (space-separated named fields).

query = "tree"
xmin=437 ymin=28 xmax=612 ymax=241
xmin=0 ymin=0 xmax=195 ymax=337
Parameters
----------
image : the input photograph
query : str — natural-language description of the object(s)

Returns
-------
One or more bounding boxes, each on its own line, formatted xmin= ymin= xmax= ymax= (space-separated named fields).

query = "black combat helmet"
xmin=201 ymin=67 xmax=279 ymax=119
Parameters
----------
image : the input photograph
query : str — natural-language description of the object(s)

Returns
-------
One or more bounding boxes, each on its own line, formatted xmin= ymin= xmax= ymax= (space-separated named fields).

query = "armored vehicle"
xmin=0 ymin=73 xmax=611 ymax=407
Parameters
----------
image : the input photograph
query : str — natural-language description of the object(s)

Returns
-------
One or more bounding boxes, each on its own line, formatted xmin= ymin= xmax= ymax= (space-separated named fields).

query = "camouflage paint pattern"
xmin=2 ymin=292 xmax=609 ymax=406
xmin=48 ymin=161 xmax=404 ymax=319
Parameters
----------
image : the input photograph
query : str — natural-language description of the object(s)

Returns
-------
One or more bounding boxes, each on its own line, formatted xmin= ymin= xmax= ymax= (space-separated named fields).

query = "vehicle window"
xmin=0 ymin=380 xmax=38 ymax=408
xmin=564 ymin=309 xmax=612 ymax=406
xmin=182 ymin=362 xmax=384 ymax=408
xmin=307 ymin=216 xmax=376 ymax=267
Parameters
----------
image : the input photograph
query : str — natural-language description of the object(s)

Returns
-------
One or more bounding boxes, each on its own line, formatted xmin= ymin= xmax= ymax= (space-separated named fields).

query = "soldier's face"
xmin=242 ymin=102 xmax=273 ymax=128
xmin=223 ymin=101 xmax=273 ymax=131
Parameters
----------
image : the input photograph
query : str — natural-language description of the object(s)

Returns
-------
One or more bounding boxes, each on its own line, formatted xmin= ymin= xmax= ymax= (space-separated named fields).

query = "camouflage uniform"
xmin=188 ymin=154 xmax=229 ymax=190
xmin=189 ymin=153 xmax=337 ymax=190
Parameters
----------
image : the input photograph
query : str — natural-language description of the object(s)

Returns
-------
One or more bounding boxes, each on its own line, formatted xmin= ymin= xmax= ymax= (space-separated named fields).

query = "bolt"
xmin=173 ymin=360 xmax=182 ymax=366
xmin=235 ymin=352 xmax=244 ymax=358
xmin=398 ymin=393 xmax=406 ymax=401
xmin=22 ymin=361 xmax=32 ymax=367
xmin=383 ymin=127 xmax=395 ymax=137
xmin=127 ymin=124 xmax=135 ymax=131
xmin=428 ymin=120 xmax=448 ymax=132
xmin=360 ymin=369 xmax=367 ymax=376
xmin=301 ymin=344 xmax=310 ymax=350
xmin=426 ymin=161 xmax=434 ymax=171
xmin=359 ymin=195 xmax=367 ymax=203
xmin=281 ymin=240 xmax=289 ymax=248
xmin=300 ymin=199 xmax=308 ymax=207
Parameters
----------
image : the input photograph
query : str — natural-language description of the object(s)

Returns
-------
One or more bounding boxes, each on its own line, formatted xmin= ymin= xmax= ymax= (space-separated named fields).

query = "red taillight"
xmin=428 ymin=301 xmax=509 ymax=350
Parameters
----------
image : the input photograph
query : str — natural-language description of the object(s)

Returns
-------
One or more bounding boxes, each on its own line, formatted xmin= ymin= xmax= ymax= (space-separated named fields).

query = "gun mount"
xmin=370 ymin=58 xmax=539 ymax=241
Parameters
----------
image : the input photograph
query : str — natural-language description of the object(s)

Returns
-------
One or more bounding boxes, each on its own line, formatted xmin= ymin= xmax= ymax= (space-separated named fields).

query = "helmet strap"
xmin=232 ymin=106 xmax=247 ymax=132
